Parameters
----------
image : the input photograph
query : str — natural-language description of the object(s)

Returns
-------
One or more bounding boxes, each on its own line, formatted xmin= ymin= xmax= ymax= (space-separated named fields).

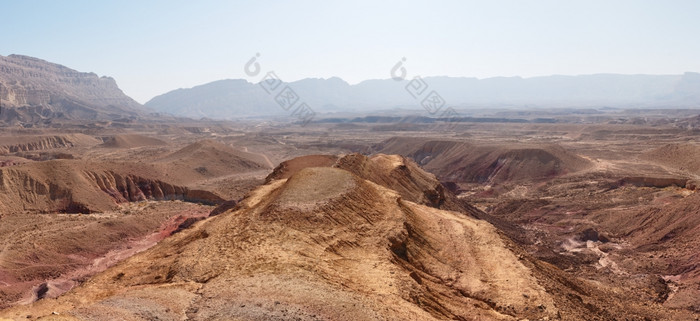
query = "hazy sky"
xmin=2 ymin=0 xmax=699 ymax=103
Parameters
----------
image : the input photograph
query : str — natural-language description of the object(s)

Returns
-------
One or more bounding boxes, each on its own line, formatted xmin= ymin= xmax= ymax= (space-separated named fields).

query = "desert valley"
xmin=0 ymin=52 xmax=700 ymax=320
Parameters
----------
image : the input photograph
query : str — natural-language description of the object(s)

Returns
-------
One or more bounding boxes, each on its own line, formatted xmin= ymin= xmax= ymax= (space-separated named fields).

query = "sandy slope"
xmin=642 ymin=143 xmax=700 ymax=176
xmin=375 ymin=137 xmax=593 ymax=184
xmin=99 ymin=134 xmax=166 ymax=148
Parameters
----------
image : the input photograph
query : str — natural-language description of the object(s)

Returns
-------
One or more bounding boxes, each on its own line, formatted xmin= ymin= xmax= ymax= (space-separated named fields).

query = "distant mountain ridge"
xmin=0 ymin=54 xmax=143 ymax=125
xmin=146 ymin=73 xmax=700 ymax=119
xmin=3 ymin=53 xmax=698 ymax=123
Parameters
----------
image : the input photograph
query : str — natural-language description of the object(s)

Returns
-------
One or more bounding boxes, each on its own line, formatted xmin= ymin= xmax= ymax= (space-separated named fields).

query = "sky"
xmin=2 ymin=0 xmax=699 ymax=103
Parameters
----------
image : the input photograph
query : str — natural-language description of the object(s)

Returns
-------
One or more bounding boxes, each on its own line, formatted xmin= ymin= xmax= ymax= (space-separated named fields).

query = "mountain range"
xmin=2 ymin=54 xmax=700 ymax=124
xmin=146 ymin=73 xmax=700 ymax=119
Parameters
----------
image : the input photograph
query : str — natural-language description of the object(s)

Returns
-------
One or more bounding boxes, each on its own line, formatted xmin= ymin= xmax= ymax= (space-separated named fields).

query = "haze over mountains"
xmin=145 ymin=73 xmax=700 ymax=119
xmin=2 ymin=54 xmax=700 ymax=125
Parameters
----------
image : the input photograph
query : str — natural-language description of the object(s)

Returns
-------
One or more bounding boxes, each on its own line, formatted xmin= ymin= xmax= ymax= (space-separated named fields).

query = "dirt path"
xmin=242 ymin=146 xmax=274 ymax=168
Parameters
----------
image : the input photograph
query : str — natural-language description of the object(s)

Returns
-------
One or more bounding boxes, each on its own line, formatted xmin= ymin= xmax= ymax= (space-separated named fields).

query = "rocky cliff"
xmin=0 ymin=54 xmax=143 ymax=125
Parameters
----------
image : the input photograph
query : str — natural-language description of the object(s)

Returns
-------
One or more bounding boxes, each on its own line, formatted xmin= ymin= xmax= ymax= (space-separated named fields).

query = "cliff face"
xmin=0 ymin=54 xmax=143 ymax=124
xmin=0 ymin=161 xmax=225 ymax=214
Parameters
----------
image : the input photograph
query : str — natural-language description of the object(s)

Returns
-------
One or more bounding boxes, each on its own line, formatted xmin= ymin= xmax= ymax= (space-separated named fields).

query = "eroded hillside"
xmin=3 ymin=162 xmax=687 ymax=320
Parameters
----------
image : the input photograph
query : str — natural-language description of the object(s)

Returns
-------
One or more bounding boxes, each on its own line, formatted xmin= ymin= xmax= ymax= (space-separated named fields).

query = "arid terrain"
xmin=0 ymin=114 xmax=700 ymax=320
xmin=3 ymin=53 xmax=700 ymax=320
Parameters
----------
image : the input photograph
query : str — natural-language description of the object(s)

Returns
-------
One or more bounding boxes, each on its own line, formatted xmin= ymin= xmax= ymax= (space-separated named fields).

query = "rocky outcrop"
xmin=619 ymin=176 xmax=689 ymax=189
xmin=0 ymin=134 xmax=101 ymax=155
xmin=0 ymin=136 xmax=74 ymax=153
xmin=0 ymin=164 xmax=224 ymax=214
xmin=83 ymin=170 xmax=225 ymax=208
xmin=86 ymin=171 xmax=186 ymax=203
xmin=0 ymin=167 xmax=89 ymax=213
xmin=0 ymin=54 xmax=143 ymax=124
xmin=334 ymin=153 xmax=464 ymax=211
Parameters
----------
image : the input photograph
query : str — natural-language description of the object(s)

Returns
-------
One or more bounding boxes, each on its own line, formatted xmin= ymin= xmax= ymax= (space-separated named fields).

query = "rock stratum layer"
xmin=0 ymin=134 xmax=100 ymax=154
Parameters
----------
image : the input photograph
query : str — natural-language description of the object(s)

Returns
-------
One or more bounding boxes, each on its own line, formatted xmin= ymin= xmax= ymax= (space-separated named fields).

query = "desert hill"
xmin=265 ymin=153 xmax=550 ymax=244
xmin=154 ymin=139 xmax=272 ymax=184
xmin=642 ymin=143 xmax=700 ymax=175
xmin=1 ymin=159 xmax=689 ymax=320
xmin=0 ymin=54 xmax=143 ymax=125
xmin=266 ymin=153 xmax=476 ymax=214
xmin=374 ymin=137 xmax=593 ymax=185
xmin=99 ymin=134 xmax=166 ymax=148
xmin=335 ymin=153 xmax=474 ymax=213
xmin=264 ymin=154 xmax=340 ymax=182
